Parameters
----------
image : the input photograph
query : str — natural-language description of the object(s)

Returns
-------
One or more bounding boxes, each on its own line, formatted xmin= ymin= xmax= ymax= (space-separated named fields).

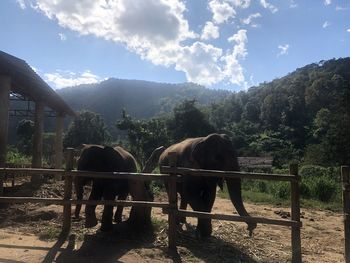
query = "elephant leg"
xmin=226 ymin=178 xmax=257 ymax=235
xmin=114 ymin=192 xmax=127 ymax=223
xmin=178 ymin=188 xmax=187 ymax=224
xmin=85 ymin=181 xmax=103 ymax=228
xmin=196 ymin=184 xmax=217 ymax=238
xmin=74 ymin=177 xmax=85 ymax=219
xmin=185 ymin=179 xmax=216 ymax=238
xmin=100 ymin=189 xmax=115 ymax=232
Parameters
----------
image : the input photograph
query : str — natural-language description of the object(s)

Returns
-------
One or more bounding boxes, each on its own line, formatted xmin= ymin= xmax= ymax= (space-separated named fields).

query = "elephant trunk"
xmin=226 ymin=177 xmax=257 ymax=235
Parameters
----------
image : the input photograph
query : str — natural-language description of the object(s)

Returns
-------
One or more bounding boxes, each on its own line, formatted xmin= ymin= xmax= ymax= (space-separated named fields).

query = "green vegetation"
xmin=6 ymin=146 xmax=31 ymax=165
xmin=218 ymin=165 xmax=342 ymax=211
xmin=6 ymin=57 xmax=350 ymax=209
xmin=64 ymin=110 xmax=110 ymax=148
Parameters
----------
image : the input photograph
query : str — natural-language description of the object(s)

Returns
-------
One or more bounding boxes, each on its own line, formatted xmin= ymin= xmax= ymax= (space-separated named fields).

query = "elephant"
xmin=77 ymin=144 xmax=152 ymax=232
xmin=159 ymin=133 xmax=257 ymax=238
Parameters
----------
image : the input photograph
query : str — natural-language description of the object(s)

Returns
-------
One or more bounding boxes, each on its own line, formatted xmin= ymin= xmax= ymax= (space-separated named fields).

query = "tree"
xmin=64 ymin=111 xmax=110 ymax=148
xmin=167 ymin=100 xmax=215 ymax=141
xmin=16 ymin=119 xmax=34 ymax=155
xmin=117 ymin=110 xmax=170 ymax=166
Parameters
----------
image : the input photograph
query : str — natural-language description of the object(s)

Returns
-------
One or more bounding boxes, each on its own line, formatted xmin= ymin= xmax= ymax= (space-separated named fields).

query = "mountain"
xmin=56 ymin=79 xmax=230 ymax=134
xmin=209 ymin=57 xmax=350 ymax=165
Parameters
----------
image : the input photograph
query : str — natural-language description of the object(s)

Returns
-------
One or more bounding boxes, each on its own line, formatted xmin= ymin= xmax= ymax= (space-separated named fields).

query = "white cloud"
xmin=241 ymin=13 xmax=261 ymax=26
xmin=260 ymin=0 xmax=278 ymax=13
xmin=277 ymin=44 xmax=289 ymax=56
xmin=58 ymin=33 xmax=67 ymax=41
xmin=201 ymin=21 xmax=220 ymax=40
xmin=45 ymin=70 xmax=102 ymax=88
xmin=223 ymin=30 xmax=248 ymax=85
xmin=29 ymin=0 xmax=248 ymax=88
xmin=324 ymin=0 xmax=331 ymax=6
xmin=347 ymin=29 xmax=350 ymax=33
xmin=226 ymin=0 xmax=251 ymax=9
xmin=16 ymin=0 xmax=26 ymax=9
xmin=175 ymin=42 xmax=224 ymax=85
xmin=208 ymin=0 xmax=236 ymax=24
xmin=289 ymin=0 xmax=298 ymax=8
xmin=336 ymin=5 xmax=347 ymax=11
xmin=322 ymin=21 xmax=331 ymax=28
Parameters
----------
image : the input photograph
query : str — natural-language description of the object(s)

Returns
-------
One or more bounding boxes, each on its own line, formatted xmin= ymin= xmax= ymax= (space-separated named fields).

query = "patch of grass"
xmin=152 ymin=217 xmax=167 ymax=232
xmin=38 ymin=226 xmax=61 ymax=241
xmin=219 ymin=187 xmax=342 ymax=211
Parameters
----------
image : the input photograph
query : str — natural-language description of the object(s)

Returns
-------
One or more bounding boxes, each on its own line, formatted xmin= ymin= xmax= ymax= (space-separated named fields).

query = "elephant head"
xmin=191 ymin=133 xmax=237 ymax=171
xmin=189 ymin=134 xmax=256 ymax=237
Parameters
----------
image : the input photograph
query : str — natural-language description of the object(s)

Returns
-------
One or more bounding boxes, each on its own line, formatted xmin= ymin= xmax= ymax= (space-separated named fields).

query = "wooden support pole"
xmin=62 ymin=148 xmax=74 ymax=234
xmin=290 ymin=164 xmax=302 ymax=263
xmin=342 ymin=166 xmax=350 ymax=263
xmin=54 ymin=113 xmax=64 ymax=175
xmin=168 ymin=152 xmax=178 ymax=250
xmin=0 ymin=76 xmax=11 ymax=196
xmin=31 ymin=101 xmax=44 ymax=182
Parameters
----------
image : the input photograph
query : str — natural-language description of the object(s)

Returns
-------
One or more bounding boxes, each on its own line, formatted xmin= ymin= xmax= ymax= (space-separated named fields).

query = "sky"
xmin=0 ymin=0 xmax=349 ymax=91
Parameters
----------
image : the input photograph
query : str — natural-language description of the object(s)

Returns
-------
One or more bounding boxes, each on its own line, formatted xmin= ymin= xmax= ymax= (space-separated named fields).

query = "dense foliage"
xmin=64 ymin=111 xmax=110 ymax=148
xmin=56 ymin=79 xmax=229 ymax=137
xmin=117 ymin=100 xmax=214 ymax=166
xmin=209 ymin=58 xmax=350 ymax=166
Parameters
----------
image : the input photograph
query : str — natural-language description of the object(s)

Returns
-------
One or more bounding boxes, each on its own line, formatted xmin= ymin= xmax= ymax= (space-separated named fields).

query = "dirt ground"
xmin=0 ymin=178 xmax=345 ymax=263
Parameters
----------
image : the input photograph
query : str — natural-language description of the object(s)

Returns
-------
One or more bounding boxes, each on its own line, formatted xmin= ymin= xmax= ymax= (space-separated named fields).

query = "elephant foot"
xmin=85 ymin=216 xmax=98 ymax=228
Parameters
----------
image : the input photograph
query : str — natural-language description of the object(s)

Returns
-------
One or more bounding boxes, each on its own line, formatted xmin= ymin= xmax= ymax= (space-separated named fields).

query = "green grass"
xmin=218 ymin=188 xmax=342 ymax=211
xmin=38 ymin=226 xmax=61 ymax=241
xmin=151 ymin=217 xmax=168 ymax=231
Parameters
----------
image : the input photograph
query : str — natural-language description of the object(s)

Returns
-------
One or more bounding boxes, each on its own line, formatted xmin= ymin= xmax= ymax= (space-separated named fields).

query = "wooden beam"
xmin=54 ymin=113 xmax=64 ymax=173
xmin=0 ymin=75 xmax=11 ymax=196
xmin=290 ymin=164 xmax=302 ymax=263
xmin=0 ymin=196 xmax=170 ymax=208
xmin=161 ymin=166 xmax=299 ymax=182
xmin=31 ymin=101 xmax=44 ymax=182
xmin=342 ymin=166 xmax=350 ymax=263
xmin=162 ymin=209 xmax=301 ymax=227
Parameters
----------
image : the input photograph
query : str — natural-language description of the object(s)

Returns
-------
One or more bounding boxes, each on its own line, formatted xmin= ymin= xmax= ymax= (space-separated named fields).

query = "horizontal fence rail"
xmin=0 ymin=148 xmax=302 ymax=263
xmin=163 ymin=208 xmax=301 ymax=227
xmin=161 ymin=166 xmax=299 ymax=182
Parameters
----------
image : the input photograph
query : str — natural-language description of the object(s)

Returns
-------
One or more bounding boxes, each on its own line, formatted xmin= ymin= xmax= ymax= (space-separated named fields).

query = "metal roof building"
xmin=0 ymin=51 xmax=76 ymax=193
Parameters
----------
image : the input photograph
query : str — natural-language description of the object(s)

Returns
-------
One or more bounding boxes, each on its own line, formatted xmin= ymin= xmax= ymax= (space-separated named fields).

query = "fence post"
xmin=290 ymin=164 xmax=301 ymax=263
xmin=168 ymin=152 xmax=178 ymax=250
xmin=62 ymin=148 xmax=74 ymax=234
xmin=342 ymin=166 xmax=350 ymax=262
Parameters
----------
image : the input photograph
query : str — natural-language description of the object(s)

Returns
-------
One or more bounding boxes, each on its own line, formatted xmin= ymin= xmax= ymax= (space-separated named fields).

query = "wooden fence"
xmin=0 ymin=149 xmax=302 ymax=262
xmin=342 ymin=166 xmax=350 ymax=263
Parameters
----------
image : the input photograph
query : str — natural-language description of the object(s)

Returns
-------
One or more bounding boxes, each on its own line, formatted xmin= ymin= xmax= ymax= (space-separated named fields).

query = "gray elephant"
xmin=77 ymin=145 xmax=152 ymax=232
xmin=159 ymin=133 xmax=256 ymax=238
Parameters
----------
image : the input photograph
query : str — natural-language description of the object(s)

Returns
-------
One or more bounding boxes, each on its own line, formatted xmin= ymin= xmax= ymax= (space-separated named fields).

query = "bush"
xmin=300 ymin=165 xmax=339 ymax=202
xmin=6 ymin=146 xmax=31 ymax=165
xmin=271 ymin=182 xmax=290 ymax=199
xmin=311 ymin=176 xmax=337 ymax=202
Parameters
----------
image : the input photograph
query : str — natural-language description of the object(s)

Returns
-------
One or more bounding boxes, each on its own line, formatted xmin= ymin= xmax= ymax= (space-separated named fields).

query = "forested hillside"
xmin=57 ymin=79 xmax=230 ymax=124
xmin=209 ymin=58 xmax=350 ymax=166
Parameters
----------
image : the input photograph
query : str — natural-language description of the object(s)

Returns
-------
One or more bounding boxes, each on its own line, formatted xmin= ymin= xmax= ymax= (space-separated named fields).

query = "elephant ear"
xmin=191 ymin=139 xmax=206 ymax=166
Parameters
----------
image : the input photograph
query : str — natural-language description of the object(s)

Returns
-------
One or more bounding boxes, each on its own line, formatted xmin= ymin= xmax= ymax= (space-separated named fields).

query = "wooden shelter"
xmin=0 ymin=50 xmax=75 ymax=194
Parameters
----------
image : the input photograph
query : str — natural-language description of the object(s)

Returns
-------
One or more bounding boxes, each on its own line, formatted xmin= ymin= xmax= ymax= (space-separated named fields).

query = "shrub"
xmin=271 ymin=182 xmax=290 ymax=199
xmin=311 ymin=176 xmax=337 ymax=202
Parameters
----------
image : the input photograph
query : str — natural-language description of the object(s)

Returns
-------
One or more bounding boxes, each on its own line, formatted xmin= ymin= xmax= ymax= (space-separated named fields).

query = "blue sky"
xmin=0 ymin=0 xmax=349 ymax=91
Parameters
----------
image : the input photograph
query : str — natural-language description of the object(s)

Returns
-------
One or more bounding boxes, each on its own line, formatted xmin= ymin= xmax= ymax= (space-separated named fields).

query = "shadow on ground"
xmin=42 ymin=221 xmax=258 ymax=263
